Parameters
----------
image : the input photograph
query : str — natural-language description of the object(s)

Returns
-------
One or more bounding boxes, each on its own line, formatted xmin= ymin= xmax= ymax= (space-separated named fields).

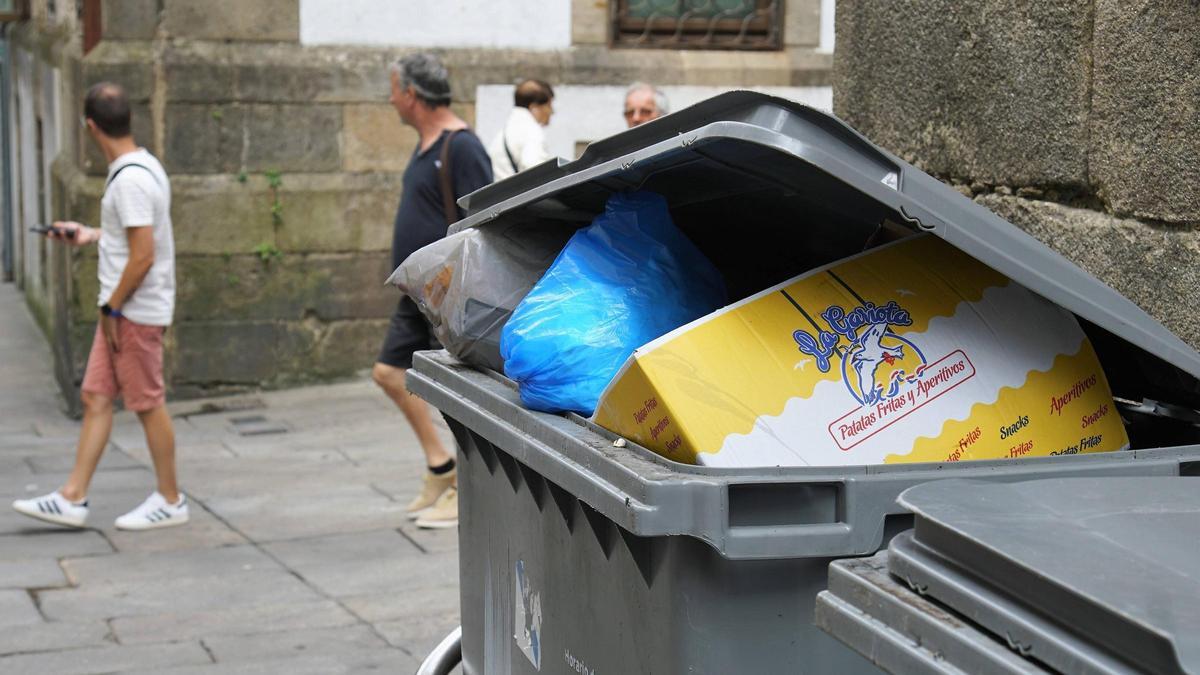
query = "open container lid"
xmin=451 ymin=91 xmax=1200 ymax=405
xmin=892 ymin=477 xmax=1200 ymax=675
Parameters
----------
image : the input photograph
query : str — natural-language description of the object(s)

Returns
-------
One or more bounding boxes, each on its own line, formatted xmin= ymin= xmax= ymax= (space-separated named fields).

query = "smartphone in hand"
xmin=29 ymin=224 xmax=76 ymax=239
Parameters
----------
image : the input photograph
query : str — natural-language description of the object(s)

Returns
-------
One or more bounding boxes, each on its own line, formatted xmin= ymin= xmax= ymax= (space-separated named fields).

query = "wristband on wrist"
xmin=101 ymin=303 xmax=122 ymax=318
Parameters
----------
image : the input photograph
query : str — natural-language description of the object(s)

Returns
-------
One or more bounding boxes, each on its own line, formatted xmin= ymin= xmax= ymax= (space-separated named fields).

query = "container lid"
xmin=452 ymin=91 xmax=1200 ymax=388
xmin=894 ymin=477 xmax=1200 ymax=675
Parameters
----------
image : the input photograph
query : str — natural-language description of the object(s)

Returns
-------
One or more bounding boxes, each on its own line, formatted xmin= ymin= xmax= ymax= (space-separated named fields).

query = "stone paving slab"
xmin=0 ymin=589 xmax=42 ymax=628
xmin=339 ymin=439 xmax=443 ymax=467
xmin=119 ymin=653 xmax=406 ymax=675
xmin=131 ymin=417 xmax=221 ymax=444
xmin=32 ymin=418 xmax=90 ymax=439
xmin=216 ymin=440 xmax=356 ymax=464
xmin=1 ymin=460 xmax=155 ymax=502
xmin=201 ymin=625 xmax=411 ymax=669
xmin=61 ymin=545 xmax=278 ymax=586
xmin=378 ymin=613 xmax=460 ymax=662
xmin=0 ymin=531 xmax=114 ymax=560
xmin=340 ymin=584 xmax=460 ymax=624
xmin=201 ymin=486 xmax=411 ymax=542
xmin=175 ymin=458 xmax=373 ymax=497
xmin=110 ymin=599 xmax=359 ymax=645
xmin=342 ymin=583 xmax=461 ymax=657
xmin=0 ymin=457 xmax=33 ymax=476
xmin=0 ymin=619 xmax=113 ymax=657
xmin=0 ymin=641 xmax=214 ymax=674
xmin=0 ymin=422 xmax=37 ymax=437
xmin=119 ymin=441 xmax=239 ymax=466
xmin=0 ymin=558 xmax=70 ymax=589
xmin=0 ymin=434 xmax=76 ymax=452
xmin=262 ymin=530 xmax=458 ymax=597
xmin=38 ymin=567 xmax=321 ymax=621
xmin=26 ymin=449 xmax=143 ymax=474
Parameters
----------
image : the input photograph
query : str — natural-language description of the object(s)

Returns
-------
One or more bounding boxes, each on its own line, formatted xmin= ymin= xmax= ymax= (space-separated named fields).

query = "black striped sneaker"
xmin=115 ymin=492 xmax=189 ymax=531
xmin=12 ymin=491 xmax=89 ymax=528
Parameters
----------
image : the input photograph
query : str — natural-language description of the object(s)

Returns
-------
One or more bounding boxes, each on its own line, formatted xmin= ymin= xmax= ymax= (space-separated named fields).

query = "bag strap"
xmin=105 ymin=163 xmax=162 ymax=190
xmin=438 ymin=129 xmax=464 ymax=227
xmin=502 ymin=130 xmax=519 ymax=174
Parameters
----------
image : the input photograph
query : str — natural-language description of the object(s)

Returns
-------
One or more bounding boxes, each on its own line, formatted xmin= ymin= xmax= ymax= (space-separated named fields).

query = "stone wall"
xmin=10 ymin=0 xmax=833 ymax=405
xmin=834 ymin=0 xmax=1200 ymax=348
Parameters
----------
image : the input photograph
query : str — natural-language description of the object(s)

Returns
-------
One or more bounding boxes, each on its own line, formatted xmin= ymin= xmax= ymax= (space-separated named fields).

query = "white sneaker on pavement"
xmin=12 ymin=491 xmax=89 ymax=529
xmin=115 ymin=492 xmax=189 ymax=531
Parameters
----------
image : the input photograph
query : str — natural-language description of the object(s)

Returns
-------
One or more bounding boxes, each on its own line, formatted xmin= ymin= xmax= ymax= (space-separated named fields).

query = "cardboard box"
xmin=592 ymin=235 xmax=1129 ymax=467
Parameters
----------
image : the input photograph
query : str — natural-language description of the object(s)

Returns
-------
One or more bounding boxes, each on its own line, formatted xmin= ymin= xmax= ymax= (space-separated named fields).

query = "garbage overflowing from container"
xmin=398 ymin=92 xmax=1200 ymax=675
xmin=593 ymin=231 xmax=1128 ymax=467
xmin=388 ymin=219 xmax=573 ymax=372
xmin=499 ymin=190 xmax=726 ymax=416
xmin=394 ymin=191 xmax=1127 ymax=468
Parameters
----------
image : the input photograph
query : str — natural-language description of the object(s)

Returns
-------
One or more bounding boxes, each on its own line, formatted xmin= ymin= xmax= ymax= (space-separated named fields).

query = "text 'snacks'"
xmin=593 ymin=234 xmax=1128 ymax=467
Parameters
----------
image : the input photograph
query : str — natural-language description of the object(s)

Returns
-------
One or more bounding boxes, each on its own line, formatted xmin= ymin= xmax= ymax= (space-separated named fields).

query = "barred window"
xmin=611 ymin=0 xmax=782 ymax=51
xmin=0 ymin=0 xmax=29 ymax=22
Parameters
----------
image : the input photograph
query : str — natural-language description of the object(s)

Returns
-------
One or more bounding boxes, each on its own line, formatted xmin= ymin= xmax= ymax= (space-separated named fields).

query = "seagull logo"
xmin=792 ymin=295 xmax=927 ymax=407
xmin=849 ymin=323 xmax=906 ymax=405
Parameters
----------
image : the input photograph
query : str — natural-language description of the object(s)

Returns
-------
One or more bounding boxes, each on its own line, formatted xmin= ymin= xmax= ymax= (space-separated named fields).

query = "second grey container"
xmin=816 ymin=476 xmax=1200 ymax=675
xmin=406 ymin=92 xmax=1200 ymax=674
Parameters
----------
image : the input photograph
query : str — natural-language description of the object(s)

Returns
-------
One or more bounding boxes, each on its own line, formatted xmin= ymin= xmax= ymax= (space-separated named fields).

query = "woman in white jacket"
xmin=488 ymin=79 xmax=555 ymax=180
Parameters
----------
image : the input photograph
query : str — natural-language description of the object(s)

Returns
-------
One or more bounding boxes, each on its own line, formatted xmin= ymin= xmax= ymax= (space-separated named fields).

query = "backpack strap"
xmin=438 ymin=129 xmax=464 ymax=227
xmin=105 ymin=163 xmax=162 ymax=190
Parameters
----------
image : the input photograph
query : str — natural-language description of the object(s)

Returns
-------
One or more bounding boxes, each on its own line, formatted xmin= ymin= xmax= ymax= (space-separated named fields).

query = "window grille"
xmin=611 ymin=0 xmax=783 ymax=51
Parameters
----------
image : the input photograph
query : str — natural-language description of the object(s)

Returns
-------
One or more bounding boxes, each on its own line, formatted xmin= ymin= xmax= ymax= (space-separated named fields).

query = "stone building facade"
xmin=835 ymin=1 xmax=1200 ymax=349
xmin=2 ymin=0 xmax=834 ymax=409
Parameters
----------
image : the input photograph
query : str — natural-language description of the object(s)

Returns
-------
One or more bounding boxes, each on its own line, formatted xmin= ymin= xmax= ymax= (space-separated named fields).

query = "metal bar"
xmin=415 ymin=626 xmax=463 ymax=675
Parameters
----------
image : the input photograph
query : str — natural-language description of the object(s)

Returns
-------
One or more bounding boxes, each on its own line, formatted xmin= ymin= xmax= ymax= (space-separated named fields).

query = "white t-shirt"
xmin=98 ymin=149 xmax=175 ymax=326
xmin=488 ymin=107 xmax=553 ymax=181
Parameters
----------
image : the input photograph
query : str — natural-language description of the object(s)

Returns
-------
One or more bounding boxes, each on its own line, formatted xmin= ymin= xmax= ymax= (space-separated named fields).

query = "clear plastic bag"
xmin=500 ymin=191 xmax=727 ymax=415
xmin=387 ymin=221 xmax=574 ymax=372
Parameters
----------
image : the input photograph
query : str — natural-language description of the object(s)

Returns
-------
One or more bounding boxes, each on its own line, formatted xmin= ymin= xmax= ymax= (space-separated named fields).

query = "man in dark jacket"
xmin=372 ymin=53 xmax=492 ymax=529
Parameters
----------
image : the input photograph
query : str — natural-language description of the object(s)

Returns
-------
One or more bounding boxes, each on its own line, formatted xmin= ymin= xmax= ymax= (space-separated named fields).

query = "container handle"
xmin=415 ymin=626 xmax=462 ymax=675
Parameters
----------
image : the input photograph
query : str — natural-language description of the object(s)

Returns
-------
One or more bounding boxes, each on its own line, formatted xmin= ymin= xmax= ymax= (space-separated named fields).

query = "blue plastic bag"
xmin=501 ymin=191 xmax=726 ymax=415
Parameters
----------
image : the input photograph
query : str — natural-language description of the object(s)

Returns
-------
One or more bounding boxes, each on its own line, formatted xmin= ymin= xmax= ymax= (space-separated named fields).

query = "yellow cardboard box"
xmin=592 ymin=235 xmax=1129 ymax=467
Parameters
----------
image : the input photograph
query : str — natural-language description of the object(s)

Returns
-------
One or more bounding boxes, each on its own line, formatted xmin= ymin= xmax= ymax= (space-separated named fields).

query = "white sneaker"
xmin=12 ymin=491 xmax=89 ymax=529
xmin=115 ymin=492 xmax=189 ymax=531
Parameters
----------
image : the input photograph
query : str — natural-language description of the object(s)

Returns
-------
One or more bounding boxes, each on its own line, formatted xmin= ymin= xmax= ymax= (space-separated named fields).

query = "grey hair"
xmin=389 ymin=53 xmax=453 ymax=108
xmin=626 ymin=81 xmax=669 ymax=115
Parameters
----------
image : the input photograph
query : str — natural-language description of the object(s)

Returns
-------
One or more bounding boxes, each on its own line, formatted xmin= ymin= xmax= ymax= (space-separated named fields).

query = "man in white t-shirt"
xmin=12 ymin=82 xmax=187 ymax=531
xmin=487 ymin=79 xmax=555 ymax=180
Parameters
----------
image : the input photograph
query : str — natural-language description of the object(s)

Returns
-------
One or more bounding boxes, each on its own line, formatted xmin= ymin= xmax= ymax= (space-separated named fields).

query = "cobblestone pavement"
xmin=0 ymin=282 xmax=460 ymax=673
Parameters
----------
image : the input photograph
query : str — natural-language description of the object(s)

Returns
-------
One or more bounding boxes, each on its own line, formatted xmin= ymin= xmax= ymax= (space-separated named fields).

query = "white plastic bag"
xmin=387 ymin=221 xmax=573 ymax=371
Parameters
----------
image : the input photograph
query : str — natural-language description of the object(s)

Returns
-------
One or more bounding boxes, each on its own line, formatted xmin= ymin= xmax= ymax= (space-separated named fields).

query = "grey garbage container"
xmin=405 ymin=91 xmax=1200 ymax=675
xmin=816 ymin=477 xmax=1200 ymax=675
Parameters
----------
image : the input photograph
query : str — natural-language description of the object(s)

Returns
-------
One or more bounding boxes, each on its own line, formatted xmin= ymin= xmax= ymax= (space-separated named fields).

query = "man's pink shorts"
xmin=80 ymin=318 xmax=166 ymax=412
